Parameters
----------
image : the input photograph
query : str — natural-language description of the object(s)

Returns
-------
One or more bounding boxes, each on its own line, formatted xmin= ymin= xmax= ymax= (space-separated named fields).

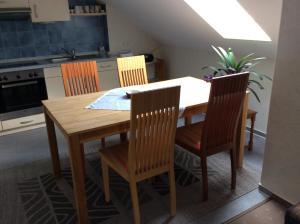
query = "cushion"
xmin=175 ymin=122 xmax=204 ymax=155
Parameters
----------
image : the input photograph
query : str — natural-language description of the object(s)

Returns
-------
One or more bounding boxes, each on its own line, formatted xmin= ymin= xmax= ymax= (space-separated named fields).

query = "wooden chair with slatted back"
xmin=61 ymin=61 xmax=100 ymax=96
xmin=61 ymin=61 xmax=105 ymax=149
xmin=117 ymin=55 xmax=149 ymax=141
xmin=117 ymin=55 xmax=148 ymax=87
xmin=100 ymin=86 xmax=181 ymax=224
xmin=175 ymin=72 xmax=250 ymax=201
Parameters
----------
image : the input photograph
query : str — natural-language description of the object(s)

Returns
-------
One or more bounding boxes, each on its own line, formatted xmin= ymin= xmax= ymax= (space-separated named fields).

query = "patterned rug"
xmin=14 ymin=146 xmax=259 ymax=224
xmin=17 ymin=147 xmax=204 ymax=224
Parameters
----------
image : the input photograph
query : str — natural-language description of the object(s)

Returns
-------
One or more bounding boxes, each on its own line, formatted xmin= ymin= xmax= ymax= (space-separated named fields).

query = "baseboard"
xmin=258 ymin=184 xmax=292 ymax=207
xmin=246 ymin=127 xmax=266 ymax=138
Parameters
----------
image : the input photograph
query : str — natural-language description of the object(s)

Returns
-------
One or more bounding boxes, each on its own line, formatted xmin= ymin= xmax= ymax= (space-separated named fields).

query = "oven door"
xmin=0 ymin=78 xmax=48 ymax=113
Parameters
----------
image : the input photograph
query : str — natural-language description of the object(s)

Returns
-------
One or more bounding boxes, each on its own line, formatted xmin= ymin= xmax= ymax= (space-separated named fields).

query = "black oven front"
xmin=0 ymin=69 xmax=48 ymax=114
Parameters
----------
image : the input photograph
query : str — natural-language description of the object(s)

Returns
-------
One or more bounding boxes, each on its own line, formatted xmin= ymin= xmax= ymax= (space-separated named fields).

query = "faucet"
xmin=61 ymin=48 xmax=76 ymax=60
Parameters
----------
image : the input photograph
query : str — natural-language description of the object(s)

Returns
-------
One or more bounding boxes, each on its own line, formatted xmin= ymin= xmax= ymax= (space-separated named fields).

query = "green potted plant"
xmin=202 ymin=46 xmax=272 ymax=102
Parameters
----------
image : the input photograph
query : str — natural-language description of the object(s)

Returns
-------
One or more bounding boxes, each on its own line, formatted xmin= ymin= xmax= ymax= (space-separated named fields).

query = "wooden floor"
xmin=227 ymin=200 xmax=288 ymax=224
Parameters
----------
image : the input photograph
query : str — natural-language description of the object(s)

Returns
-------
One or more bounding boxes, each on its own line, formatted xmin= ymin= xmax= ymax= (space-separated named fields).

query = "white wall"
xmin=106 ymin=1 xmax=161 ymax=57
xmin=105 ymin=0 xmax=282 ymax=134
xmin=261 ymin=0 xmax=300 ymax=204
xmin=162 ymin=46 xmax=275 ymax=133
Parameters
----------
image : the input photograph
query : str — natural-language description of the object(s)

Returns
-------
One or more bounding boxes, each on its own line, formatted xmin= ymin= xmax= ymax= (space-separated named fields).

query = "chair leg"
xmin=230 ymin=149 xmax=237 ymax=190
xmin=200 ymin=156 xmax=208 ymax=201
xmin=129 ymin=180 xmax=141 ymax=224
xmin=169 ymin=169 xmax=176 ymax=216
xmin=101 ymin=158 xmax=110 ymax=202
xmin=120 ymin=132 xmax=127 ymax=142
xmin=80 ymin=144 xmax=85 ymax=174
xmin=101 ymin=138 xmax=105 ymax=149
xmin=248 ymin=116 xmax=255 ymax=151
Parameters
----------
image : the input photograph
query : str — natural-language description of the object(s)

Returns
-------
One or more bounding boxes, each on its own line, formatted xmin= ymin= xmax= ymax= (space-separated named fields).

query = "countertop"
xmin=0 ymin=55 xmax=117 ymax=73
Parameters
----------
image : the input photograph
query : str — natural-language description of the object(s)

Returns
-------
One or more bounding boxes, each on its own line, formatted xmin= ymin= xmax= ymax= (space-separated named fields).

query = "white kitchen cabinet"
xmin=29 ymin=0 xmax=70 ymax=22
xmin=44 ymin=67 xmax=66 ymax=99
xmin=0 ymin=121 xmax=3 ymax=132
xmin=43 ymin=59 xmax=154 ymax=99
xmin=0 ymin=0 xmax=29 ymax=8
xmin=97 ymin=61 xmax=120 ymax=90
xmin=99 ymin=69 xmax=120 ymax=90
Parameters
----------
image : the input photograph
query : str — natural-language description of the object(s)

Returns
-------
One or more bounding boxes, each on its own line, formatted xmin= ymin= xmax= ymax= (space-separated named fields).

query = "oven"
xmin=0 ymin=69 xmax=48 ymax=114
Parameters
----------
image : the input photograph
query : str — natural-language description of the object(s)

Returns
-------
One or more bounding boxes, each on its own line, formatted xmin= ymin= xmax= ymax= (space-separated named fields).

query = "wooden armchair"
xmin=61 ymin=61 xmax=105 ymax=149
xmin=175 ymin=72 xmax=250 ymax=200
xmin=117 ymin=55 xmax=148 ymax=87
xmin=100 ymin=86 xmax=180 ymax=224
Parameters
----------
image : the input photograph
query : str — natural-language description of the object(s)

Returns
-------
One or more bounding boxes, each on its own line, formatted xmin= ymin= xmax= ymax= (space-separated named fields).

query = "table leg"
xmin=237 ymin=93 xmax=249 ymax=168
xmin=184 ymin=116 xmax=192 ymax=126
xmin=68 ymin=135 xmax=88 ymax=224
xmin=44 ymin=111 xmax=61 ymax=177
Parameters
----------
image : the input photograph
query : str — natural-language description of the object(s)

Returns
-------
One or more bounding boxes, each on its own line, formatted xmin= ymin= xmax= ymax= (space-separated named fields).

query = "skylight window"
xmin=184 ymin=0 xmax=271 ymax=41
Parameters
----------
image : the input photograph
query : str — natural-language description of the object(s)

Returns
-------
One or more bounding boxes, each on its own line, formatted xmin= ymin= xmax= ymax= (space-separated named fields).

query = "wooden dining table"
xmin=42 ymin=76 xmax=249 ymax=223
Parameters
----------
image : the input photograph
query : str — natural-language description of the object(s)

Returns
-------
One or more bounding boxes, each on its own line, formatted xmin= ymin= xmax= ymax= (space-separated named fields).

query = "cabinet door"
xmin=99 ymin=69 xmax=120 ymax=90
xmin=0 ymin=0 xmax=29 ymax=8
xmin=97 ymin=61 xmax=120 ymax=90
xmin=45 ymin=76 xmax=65 ymax=99
xmin=29 ymin=0 xmax=70 ymax=22
xmin=44 ymin=67 xmax=66 ymax=99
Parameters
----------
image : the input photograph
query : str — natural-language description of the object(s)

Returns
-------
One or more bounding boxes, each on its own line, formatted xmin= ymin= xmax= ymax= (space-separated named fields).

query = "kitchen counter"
xmin=0 ymin=55 xmax=117 ymax=73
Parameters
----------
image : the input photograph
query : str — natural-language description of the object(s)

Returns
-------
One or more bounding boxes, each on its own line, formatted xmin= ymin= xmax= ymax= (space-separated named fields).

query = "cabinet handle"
xmin=20 ymin=120 xmax=34 ymax=125
xmin=33 ymin=4 xmax=38 ymax=18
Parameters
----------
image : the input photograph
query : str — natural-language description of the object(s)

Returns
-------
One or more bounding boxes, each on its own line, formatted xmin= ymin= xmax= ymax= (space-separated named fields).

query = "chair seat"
xmin=100 ymin=143 xmax=129 ymax=174
xmin=175 ymin=122 xmax=204 ymax=155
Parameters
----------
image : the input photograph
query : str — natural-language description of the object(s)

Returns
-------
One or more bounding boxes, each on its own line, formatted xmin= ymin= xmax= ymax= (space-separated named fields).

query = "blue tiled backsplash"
xmin=0 ymin=16 xmax=109 ymax=60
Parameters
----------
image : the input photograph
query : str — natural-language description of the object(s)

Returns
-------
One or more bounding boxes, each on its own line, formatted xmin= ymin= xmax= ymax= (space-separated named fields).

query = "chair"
xmin=175 ymin=72 xmax=250 ymax=200
xmin=100 ymin=86 xmax=181 ymax=224
xmin=61 ymin=61 xmax=100 ymax=96
xmin=285 ymin=203 xmax=300 ymax=224
xmin=247 ymin=109 xmax=257 ymax=151
xmin=117 ymin=55 xmax=149 ymax=141
xmin=117 ymin=55 xmax=148 ymax=87
xmin=61 ymin=61 xmax=105 ymax=148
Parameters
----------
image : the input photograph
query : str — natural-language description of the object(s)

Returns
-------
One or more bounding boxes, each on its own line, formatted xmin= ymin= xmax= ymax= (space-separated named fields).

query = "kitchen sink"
xmin=49 ymin=55 xmax=104 ymax=64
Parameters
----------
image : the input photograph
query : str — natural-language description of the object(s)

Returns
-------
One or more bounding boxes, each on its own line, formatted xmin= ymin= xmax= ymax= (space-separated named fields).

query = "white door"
xmin=29 ymin=0 xmax=70 ymax=22
xmin=0 ymin=0 xmax=29 ymax=8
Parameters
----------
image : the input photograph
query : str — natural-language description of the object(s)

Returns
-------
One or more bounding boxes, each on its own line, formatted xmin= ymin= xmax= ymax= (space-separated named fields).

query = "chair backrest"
xmin=61 ymin=61 xmax=100 ymax=96
xmin=117 ymin=55 xmax=148 ymax=87
xmin=201 ymin=72 xmax=249 ymax=153
xmin=128 ymin=86 xmax=180 ymax=178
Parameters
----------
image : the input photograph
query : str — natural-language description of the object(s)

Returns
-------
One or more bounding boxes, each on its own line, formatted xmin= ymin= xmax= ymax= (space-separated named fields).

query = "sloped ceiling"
xmin=108 ymin=0 xmax=282 ymax=59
